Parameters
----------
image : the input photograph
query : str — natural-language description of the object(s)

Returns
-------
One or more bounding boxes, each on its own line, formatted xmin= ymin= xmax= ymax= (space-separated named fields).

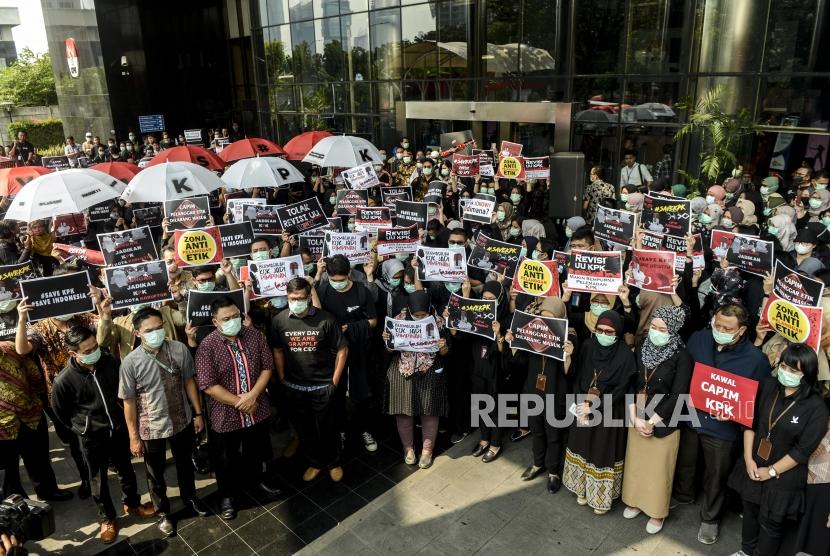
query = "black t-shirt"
xmin=270 ymin=307 xmax=347 ymax=385
xmin=318 ymin=281 xmax=376 ymax=325
xmin=13 ymin=141 xmax=34 ymax=163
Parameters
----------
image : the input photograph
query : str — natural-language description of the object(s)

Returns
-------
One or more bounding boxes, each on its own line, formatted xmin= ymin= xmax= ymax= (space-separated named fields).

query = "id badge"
xmin=535 ymin=373 xmax=547 ymax=391
xmin=757 ymin=437 xmax=773 ymax=461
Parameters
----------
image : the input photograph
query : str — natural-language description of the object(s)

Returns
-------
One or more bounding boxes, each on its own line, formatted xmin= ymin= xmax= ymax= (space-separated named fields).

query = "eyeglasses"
xmin=595 ymin=327 xmax=616 ymax=336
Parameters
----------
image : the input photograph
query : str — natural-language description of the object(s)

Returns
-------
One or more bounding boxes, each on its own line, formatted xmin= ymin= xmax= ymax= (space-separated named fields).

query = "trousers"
xmin=673 ymin=427 xmax=737 ymax=523
xmin=142 ymin=424 xmax=196 ymax=514
xmin=79 ymin=427 xmax=140 ymax=522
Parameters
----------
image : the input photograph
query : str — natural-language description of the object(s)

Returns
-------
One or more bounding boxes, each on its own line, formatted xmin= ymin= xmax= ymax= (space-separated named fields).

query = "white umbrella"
xmin=301 ymin=135 xmax=383 ymax=167
xmin=120 ymin=161 xmax=224 ymax=203
xmin=222 ymin=156 xmax=305 ymax=190
xmin=5 ymin=168 xmax=121 ymax=222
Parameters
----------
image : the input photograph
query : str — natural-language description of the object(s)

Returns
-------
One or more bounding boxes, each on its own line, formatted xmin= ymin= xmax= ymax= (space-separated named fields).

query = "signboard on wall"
xmin=138 ymin=114 xmax=166 ymax=133
xmin=65 ymin=38 xmax=79 ymax=78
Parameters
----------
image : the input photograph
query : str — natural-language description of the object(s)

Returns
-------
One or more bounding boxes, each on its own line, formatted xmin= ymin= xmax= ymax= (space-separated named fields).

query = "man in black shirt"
xmin=272 ymin=278 xmax=348 ymax=482
xmin=8 ymin=131 xmax=34 ymax=167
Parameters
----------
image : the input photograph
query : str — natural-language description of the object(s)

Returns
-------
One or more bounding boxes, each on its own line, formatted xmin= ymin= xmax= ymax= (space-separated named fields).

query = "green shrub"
xmin=8 ymin=118 xmax=64 ymax=147
xmin=38 ymin=144 xmax=65 ymax=156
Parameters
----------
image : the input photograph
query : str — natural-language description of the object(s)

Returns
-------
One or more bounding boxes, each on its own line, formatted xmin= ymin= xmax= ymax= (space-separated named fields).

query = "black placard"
xmin=105 ymin=260 xmax=173 ymax=310
xmin=276 ymin=197 xmax=328 ymax=236
xmin=446 ymin=293 xmax=496 ymax=339
xmin=394 ymin=200 xmax=429 ymax=229
xmin=88 ymin=200 xmax=115 ymax=222
xmin=0 ymin=261 xmax=37 ymax=300
xmin=467 ymin=232 xmax=522 ymax=277
xmin=186 ymin=288 xmax=245 ymax=327
xmin=299 ymin=234 xmax=325 ymax=260
xmin=97 ymin=226 xmax=159 ymax=266
xmin=218 ymin=222 xmax=255 ymax=258
xmin=335 ymin=189 xmax=368 ymax=215
xmin=640 ymin=194 xmax=691 ymax=238
xmin=164 ymin=196 xmax=210 ymax=230
xmin=244 ymin=205 xmax=283 ymax=235
xmin=133 ymin=206 xmax=163 ymax=227
xmin=20 ymin=271 xmax=94 ymax=322
xmin=508 ymin=310 xmax=567 ymax=361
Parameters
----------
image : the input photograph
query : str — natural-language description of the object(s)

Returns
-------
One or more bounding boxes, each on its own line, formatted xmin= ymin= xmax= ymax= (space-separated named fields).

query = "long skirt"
xmin=621 ymin=428 xmax=680 ymax=519
xmin=562 ymin=423 xmax=626 ymax=511
xmin=795 ymin=482 xmax=830 ymax=555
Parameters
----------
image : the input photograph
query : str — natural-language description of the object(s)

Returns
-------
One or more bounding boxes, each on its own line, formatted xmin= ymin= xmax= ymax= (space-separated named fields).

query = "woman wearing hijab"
xmin=622 ymin=305 xmax=693 ymax=535
xmin=806 ymin=188 xmax=830 ymax=224
xmin=735 ymin=199 xmax=759 ymax=236
xmin=633 ymin=290 xmax=674 ymax=343
xmin=727 ymin=344 xmax=828 ymax=556
xmin=493 ymin=202 xmax=515 ymax=241
xmin=767 ymin=213 xmax=797 ymax=253
xmin=563 ymin=311 xmax=636 ymax=514
xmin=690 ymin=197 xmax=708 ymax=234
xmin=698 ymin=204 xmax=722 ymax=245
xmin=509 ymin=297 xmax=576 ymax=493
xmin=378 ymin=259 xmax=407 ymax=317
xmin=382 ymin=291 xmax=450 ymax=469
xmin=762 ymin=192 xmax=787 ymax=221
xmin=719 ymin=206 xmax=742 ymax=231
xmin=563 ymin=216 xmax=586 ymax=250
xmin=625 ymin=192 xmax=644 ymax=214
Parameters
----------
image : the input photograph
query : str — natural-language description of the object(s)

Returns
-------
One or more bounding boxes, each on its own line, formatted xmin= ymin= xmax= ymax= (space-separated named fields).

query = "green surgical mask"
xmin=711 ymin=327 xmax=736 ymax=345
xmin=699 ymin=213 xmax=712 ymax=224
xmin=595 ymin=332 xmax=617 ymax=347
xmin=776 ymin=367 xmax=802 ymax=388
xmin=143 ymin=329 xmax=166 ymax=349
xmin=288 ymin=299 xmax=308 ymax=315
xmin=394 ymin=253 xmax=410 ymax=262
xmin=589 ymin=303 xmax=608 ymax=317
xmin=565 ymin=228 xmax=573 ymax=238
xmin=648 ymin=328 xmax=671 ymax=347
xmin=389 ymin=277 xmax=401 ymax=288
xmin=303 ymin=262 xmax=315 ymax=273
xmin=444 ymin=282 xmax=461 ymax=293
xmin=329 ymin=195 xmax=337 ymax=205
xmin=763 ymin=207 xmax=773 ymax=216
xmin=767 ymin=225 xmax=779 ymax=236
xmin=0 ymin=299 xmax=18 ymax=313
xmin=251 ymin=250 xmax=270 ymax=261
xmin=79 ymin=347 xmax=102 ymax=365
xmin=620 ymin=193 xmax=630 ymax=202
xmin=404 ymin=283 xmax=417 ymax=294
xmin=330 ymin=279 xmax=349 ymax=291
xmin=519 ymin=247 xmax=527 ymax=258
xmin=197 ymin=281 xmax=216 ymax=292
xmin=531 ymin=250 xmax=541 ymax=260
xmin=510 ymin=227 xmax=521 ymax=237
xmin=510 ymin=193 xmax=521 ymax=203
xmin=496 ymin=210 xmax=506 ymax=222
xmin=221 ymin=317 xmax=242 ymax=336
xmin=822 ymin=217 xmax=830 ymax=229
xmin=423 ymin=167 xmax=433 ymax=176
xmin=54 ymin=314 xmax=74 ymax=322
xmin=809 ymin=198 xmax=822 ymax=209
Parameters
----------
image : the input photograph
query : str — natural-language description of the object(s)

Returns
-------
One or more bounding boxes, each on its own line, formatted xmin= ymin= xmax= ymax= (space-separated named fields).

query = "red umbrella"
xmin=218 ymin=138 xmax=286 ymax=162
xmin=0 ymin=166 xmax=51 ymax=197
xmin=89 ymin=161 xmax=141 ymax=182
xmin=146 ymin=145 xmax=226 ymax=171
xmin=282 ymin=130 xmax=333 ymax=161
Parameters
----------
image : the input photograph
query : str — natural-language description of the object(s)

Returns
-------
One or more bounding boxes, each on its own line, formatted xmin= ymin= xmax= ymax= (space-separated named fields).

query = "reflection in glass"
xmin=291 ymin=20 xmax=317 ymax=81
xmin=758 ymin=76 xmax=829 ymax=130
xmin=696 ymin=0 xmax=766 ymax=73
xmin=401 ymin=3 xmax=437 ymax=79
xmin=623 ymin=80 xmax=680 ymax=123
xmin=339 ymin=0 xmax=368 ymax=14
xmin=267 ymin=0 xmax=289 ymax=25
xmin=370 ymin=8 xmax=401 ymax=80
xmin=574 ymin=0 xmax=625 ymax=74
xmin=521 ymin=0 xmax=561 ymax=76
xmin=315 ymin=17 xmax=344 ymax=81
xmin=764 ymin=0 xmax=820 ymax=72
xmin=289 ymin=0 xmax=314 ymax=22
xmin=437 ymin=0 xmax=470 ymax=78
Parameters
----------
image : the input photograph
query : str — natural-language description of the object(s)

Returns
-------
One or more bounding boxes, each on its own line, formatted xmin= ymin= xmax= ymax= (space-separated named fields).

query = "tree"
xmin=0 ymin=48 xmax=58 ymax=106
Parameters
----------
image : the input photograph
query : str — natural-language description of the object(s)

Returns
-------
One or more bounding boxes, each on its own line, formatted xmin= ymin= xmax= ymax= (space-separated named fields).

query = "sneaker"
xmin=362 ymin=432 xmax=378 ymax=452
xmin=404 ymin=449 xmax=416 ymax=465
xmin=623 ymin=506 xmax=642 ymax=519
xmin=100 ymin=519 xmax=118 ymax=544
xmin=646 ymin=518 xmax=664 ymax=534
xmin=697 ymin=522 xmax=719 ymax=545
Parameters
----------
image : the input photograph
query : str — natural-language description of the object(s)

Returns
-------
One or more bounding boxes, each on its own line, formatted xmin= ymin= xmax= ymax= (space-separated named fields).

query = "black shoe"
xmin=219 ymin=498 xmax=236 ymax=521
xmin=450 ymin=433 xmax=468 ymax=444
xmin=482 ymin=449 xmax=501 ymax=463
xmin=547 ymin=474 xmax=562 ymax=494
xmin=78 ymin=480 xmax=91 ymax=500
xmin=41 ymin=488 xmax=73 ymax=502
xmin=156 ymin=514 xmax=175 ymax=537
xmin=471 ymin=443 xmax=489 ymax=458
xmin=521 ymin=466 xmax=544 ymax=481
xmin=185 ymin=497 xmax=209 ymax=517
xmin=257 ymin=482 xmax=283 ymax=499
xmin=510 ymin=429 xmax=531 ymax=442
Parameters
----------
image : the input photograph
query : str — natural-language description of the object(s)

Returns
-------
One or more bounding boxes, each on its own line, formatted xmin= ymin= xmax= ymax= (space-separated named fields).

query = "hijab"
xmin=482 ymin=279 xmax=509 ymax=323
xmin=703 ymin=204 xmax=723 ymax=229
xmin=380 ymin=258 xmax=405 ymax=293
xmin=590 ymin=310 xmax=626 ymax=367
xmin=769 ymin=213 xmax=796 ymax=252
xmin=496 ymin=202 xmax=514 ymax=238
xmin=640 ymin=305 xmax=686 ymax=369
xmin=627 ymin=192 xmax=645 ymax=213
xmin=526 ymin=295 xmax=566 ymax=318
xmin=635 ymin=291 xmax=673 ymax=339
xmin=585 ymin=292 xmax=617 ymax=333
xmin=808 ymin=189 xmax=830 ymax=219
xmin=775 ymin=204 xmax=796 ymax=224
xmin=521 ymin=219 xmax=546 ymax=239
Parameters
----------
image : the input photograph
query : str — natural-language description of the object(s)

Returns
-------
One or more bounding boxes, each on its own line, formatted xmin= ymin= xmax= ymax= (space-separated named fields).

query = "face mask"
xmin=510 ymin=227 xmax=521 ymax=237
xmin=347 ymin=223 xmax=355 ymax=232
xmin=721 ymin=218 xmax=734 ymax=229
xmin=777 ymin=367 xmax=802 ymax=388
xmin=510 ymin=193 xmax=521 ymax=203
xmin=79 ymin=347 xmax=102 ymax=365
xmin=403 ymin=156 xmax=412 ymax=164
xmin=54 ymin=314 xmax=74 ymax=322
xmin=725 ymin=192 xmax=734 ymax=201
xmin=444 ymin=282 xmax=461 ymax=293
xmin=565 ymin=228 xmax=573 ymax=238
xmin=496 ymin=210 xmax=506 ymax=222
xmin=817 ymin=183 xmax=829 ymax=190
xmin=329 ymin=195 xmax=337 ymax=205
xmin=427 ymin=206 xmax=437 ymax=216
xmin=374 ymin=164 xmax=383 ymax=172
xmin=303 ymin=262 xmax=315 ymax=273
xmin=706 ymin=195 xmax=715 ymax=204
xmin=624 ymin=203 xmax=631 ymax=210
xmin=648 ymin=328 xmax=671 ymax=347
xmin=793 ymin=175 xmax=804 ymax=184
xmin=423 ymin=167 xmax=433 ymax=176
xmin=699 ymin=213 xmax=712 ymax=224
xmin=404 ymin=283 xmax=417 ymax=294
xmin=394 ymin=253 xmax=410 ymax=262
xmin=428 ymin=233 xmax=436 ymax=240
xmin=767 ymin=225 xmax=779 ymax=236
xmin=809 ymin=198 xmax=822 ymax=210
xmin=430 ymin=151 xmax=439 ymax=158
xmin=589 ymin=303 xmax=608 ymax=317
xmin=519 ymin=247 xmax=527 ymax=258
xmin=822 ymin=218 xmax=830 ymax=229
xmin=271 ymin=296 xmax=288 ymax=309
xmin=795 ymin=243 xmax=812 ymax=255
xmin=711 ymin=326 xmax=736 ymax=345
xmin=763 ymin=207 xmax=773 ymax=216
xmin=595 ymin=332 xmax=617 ymax=347
xmin=143 ymin=328 xmax=166 ymax=349
xmin=129 ymin=135 xmax=136 ymax=141
xmin=251 ymin=250 xmax=270 ymax=262
xmin=288 ymin=299 xmax=309 ymax=315
xmin=220 ymin=317 xmax=242 ymax=336
xmin=388 ymin=278 xmax=401 ymax=288
xmin=0 ymin=299 xmax=17 ymax=313
xmin=441 ymin=168 xmax=450 ymax=177
xmin=401 ymin=142 xmax=409 ymax=149
xmin=486 ymin=188 xmax=494 ymax=195
xmin=531 ymin=250 xmax=542 ymax=260
xmin=760 ymin=186 xmax=769 ymax=196
xmin=197 ymin=281 xmax=216 ymax=292
xmin=620 ymin=193 xmax=630 ymax=202
xmin=635 ymin=294 xmax=641 ymax=308
xmin=330 ymin=279 xmax=349 ymax=291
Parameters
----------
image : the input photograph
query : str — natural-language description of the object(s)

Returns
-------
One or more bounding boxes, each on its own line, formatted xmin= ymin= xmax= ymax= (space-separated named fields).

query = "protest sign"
xmin=355 ymin=206 xmax=392 ymax=234
xmin=499 ymin=141 xmax=523 ymax=157
xmin=473 ymin=149 xmax=495 ymax=177
xmin=710 ymin=230 xmax=774 ymax=276
xmin=461 ymin=196 xmax=495 ymax=225
xmin=523 ymin=157 xmax=550 ymax=180
xmin=276 ymin=197 xmax=327 ymax=236
xmin=381 ymin=186 xmax=412 ymax=215
xmin=761 ymin=295 xmax=823 ymax=352
xmin=0 ymin=261 xmax=37 ymax=300
xmin=497 ymin=155 xmax=526 ymax=180
xmin=164 ymin=196 xmax=209 ymax=230
xmin=640 ymin=194 xmax=691 ymax=238
xmin=424 ymin=181 xmax=446 ymax=204
xmin=342 ymin=163 xmax=380 ymax=190
xmin=217 ymin=222 xmax=254 ymax=258
xmin=336 ymin=189 xmax=368 ymax=215
xmin=0 ymin=313 xmax=28 ymax=341
xmin=552 ymin=251 xmax=569 ymax=282
xmin=640 ymin=231 xmax=704 ymax=272
xmin=416 ymin=247 xmax=468 ymax=282
xmin=243 ymin=204 xmax=283 ymax=235
xmin=87 ymin=200 xmax=114 ymax=222
xmin=249 ymin=255 xmax=304 ymax=297
xmin=173 ymin=227 xmax=224 ymax=267
xmin=20 ymin=271 xmax=94 ymax=322
xmin=395 ymin=200 xmax=429 ymax=229
xmin=98 ymin=226 xmax=158 ymax=266
xmin=52 ymin=213 xmax=86 ymax=238
xmin=626 ymin=250 xmax=677 ymax=293
xmin=566 ymin=250 xmax=623 ymax=295
xmin=323 ymin=231 xmax=371 ymax=264
xmin=593 ymin=206 xmax=637 ymax=247
xmin=53 ymin=243 xmax=105 ymax=266
xmin=772 ymin=260 xmax=824 ymax=306
xmin=228 ymin=198 xmax=266 ymax=223
xmin=383 ymin=316 xmax=440 ymax=353
xmin=447 ymin=293 xmax=496 ymax=339
xmin=132 ymin=206 xmax=162 ymax=227
xmin=105 ymin=260 xmax=172 ymax=310
xmin=511 ymin=259 xmax=561 ymax=297
xmin=186 ymin=288 xmax=245 ymax=327
xmin=468 ymin=233 xmax=522 ymax=277
xmin=42 ymin=155 xmax=70 ymax=170
xmin=452 ymin=154 xmax=479 ymax=177
xmin=376 ymin=225 xmax=419 ymax=256
xmin=689 ymin=363 xmax=759 ymax=427
xmin=299 ymin=234 xmax=325 ymax=260
xmin=184 ymin=129 xmax=202 ymax=144
xmin=508 ymin=310 xmax=567 ymax=361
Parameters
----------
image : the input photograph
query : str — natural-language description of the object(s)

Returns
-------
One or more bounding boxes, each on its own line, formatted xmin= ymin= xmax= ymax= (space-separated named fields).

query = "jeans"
xmin=142 ymin=424 xmax=196 ymax=514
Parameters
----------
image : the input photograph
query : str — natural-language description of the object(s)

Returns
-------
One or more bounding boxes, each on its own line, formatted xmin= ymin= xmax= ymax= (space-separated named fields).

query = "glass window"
xmin=695 ymin=0 xmax=766 ymax=72
xmin=291 ymin=20 xmax=317 ymax=81
xmin=315 ymin=17 xmax=344 ymax=81
xmin=373 ymin=0 xmax=400 ymax=8
xmin=483 ymin=3 xmax=520 ymax=78
xmin=521 ymin=78 xmax=567 ymax=103
xmin=339 ymin=0 xmax=367 ymax=14
xmin=764 ymin=0 xmax=820 ymax=72
xmin=289 ymin=0 xmax=314 ymax=21
xmin=350 ymin=81 xmax=372 ymax=112
xmin=623 ymin=79 xmax=681 ymax=123
xmin=573 ymin=0 xmax=625 ymax=74
xmin=438 ymin=79 xmax=470 ymax=101
xmin=314 ymin=0 xmax=340 ymax=18
xmin=573 ymin=77 xmax=622 ymax=135
xmin=342 ymin=12 xmax=370 ymax=80
xmin=573 ymin=121 xmax=621 ymax=177
xmin=264 ymin=25 xmax=292 ymax=83
xmin=370 ymin=8 xmax=402 ymax=80
xmin=758 ymin=76 xmax=830 ymax=130
xmin=375 ymin=81 xmax=401 ymax=112
xmin=403 ymin=79 xmax=438 ymax=101
xmin=267 ymin=0 xmax=289 ymax=25
xmin=257 ymin=0 xmax=268 ymax=26
xmin=520 ymin=0 xmax=561 ymax=76
xmin=694 ymin=76 xmax=758 ymax=123
xmin=402 ymin=3 xmax=437 ymax=79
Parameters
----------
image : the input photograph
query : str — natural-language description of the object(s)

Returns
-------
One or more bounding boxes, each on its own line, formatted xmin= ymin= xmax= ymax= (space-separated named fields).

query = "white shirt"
xmin=620 ymin=163 xmax=653 ymax=188
xmin=64 ymin=143 xmax=82 ymax=167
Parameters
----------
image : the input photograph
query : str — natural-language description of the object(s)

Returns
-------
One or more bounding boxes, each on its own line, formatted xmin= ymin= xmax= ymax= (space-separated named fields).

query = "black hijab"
xmin=407 ymin=290 xmax=432 ymax=318
xmin=576 ymin=310 xmax=636 ymax=394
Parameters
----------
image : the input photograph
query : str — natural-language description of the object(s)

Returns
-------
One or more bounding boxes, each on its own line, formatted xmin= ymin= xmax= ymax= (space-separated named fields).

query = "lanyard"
xmin=766 ymin=390 xmax=797 ymax=439
xmin=642 ymin=367 xmax=657 ymax=392
xmin=141 ymin=344 xmax=179 ymax=376
xmin=589 ymin=369 xmax=603 ymax=390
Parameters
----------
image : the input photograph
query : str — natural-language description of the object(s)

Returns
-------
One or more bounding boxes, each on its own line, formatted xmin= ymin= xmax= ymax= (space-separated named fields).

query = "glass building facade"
xmin=252 ymin=0 xmax=830 ymax=181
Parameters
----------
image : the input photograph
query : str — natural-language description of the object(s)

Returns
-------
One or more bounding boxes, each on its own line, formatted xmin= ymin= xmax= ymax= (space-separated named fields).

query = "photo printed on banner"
xmin=417 ymin=246 xmax=468 ymax=282
xmin=98 ymin=226 xmax=159 ymax=266
xmin=467 ymin=233 xmax=522 ymax=277
xmin=0 ymin=261 xmax=37 ymax=301
xmin=626 ymin=249 xmax=677 ymax=293
xmin=105 ymin=260 xmax=173 ymax=310
xmin=249 ymin=255 xmax=305 ymax=297
xmin=593 ymin=205 xmax=637 ymax=248
xmin=640 ymin=194 xmax=691 ymax=238
xmin=383 ymin=316 xmax=440 ymax=353
xmin=446 ymin=293 xmax=496 ymax=339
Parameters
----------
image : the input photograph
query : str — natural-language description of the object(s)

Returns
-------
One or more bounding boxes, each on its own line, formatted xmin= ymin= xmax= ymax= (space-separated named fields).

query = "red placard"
xmin=689 ymin=362 xmax=759 ymax=427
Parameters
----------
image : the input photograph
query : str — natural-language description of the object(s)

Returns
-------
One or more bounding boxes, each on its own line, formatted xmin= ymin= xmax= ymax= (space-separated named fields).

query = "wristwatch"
xmin=768 ymin=466 xmax=779 ymax=479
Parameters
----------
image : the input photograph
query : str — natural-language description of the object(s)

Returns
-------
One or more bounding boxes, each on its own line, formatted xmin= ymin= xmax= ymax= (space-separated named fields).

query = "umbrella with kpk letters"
xmin=120 ymin=161 xmax=224 ymax=203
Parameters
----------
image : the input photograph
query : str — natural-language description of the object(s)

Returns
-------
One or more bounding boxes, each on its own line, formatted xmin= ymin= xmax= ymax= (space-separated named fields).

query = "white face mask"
xmin=795 ymin=243 xmax=812 ymax=255
xmin=706 ymin=195 xmax=715 ymax=205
